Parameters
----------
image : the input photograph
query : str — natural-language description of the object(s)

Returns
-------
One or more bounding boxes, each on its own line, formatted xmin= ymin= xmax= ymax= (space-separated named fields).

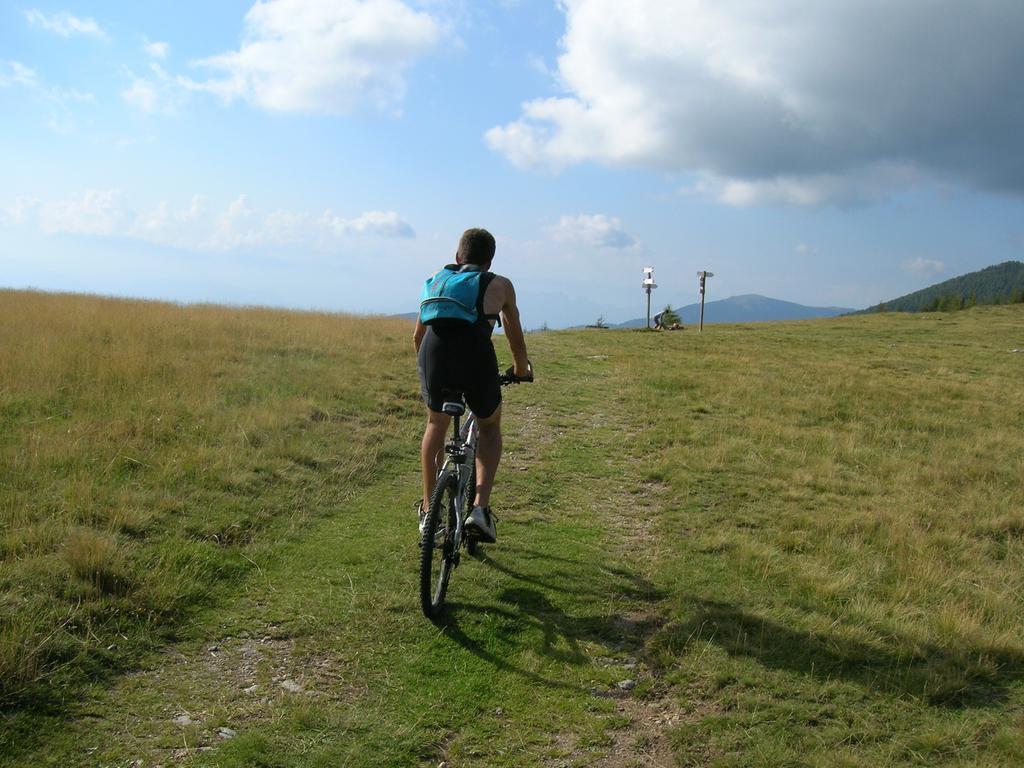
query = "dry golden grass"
xmin=622 ymin=306 xmax=1024 ymax=717
xmin=0 ymin=289 xmax=419 ymax=706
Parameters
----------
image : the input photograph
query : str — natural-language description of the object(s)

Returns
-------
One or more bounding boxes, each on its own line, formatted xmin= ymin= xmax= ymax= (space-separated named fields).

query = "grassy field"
xmin=2 ymin=289 xmax=1023 ymax=766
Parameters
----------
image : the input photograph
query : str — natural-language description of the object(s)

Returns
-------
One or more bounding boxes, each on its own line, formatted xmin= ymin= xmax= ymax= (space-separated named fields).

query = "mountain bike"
xmin=420 ymin=369 xmax=532 ymax=619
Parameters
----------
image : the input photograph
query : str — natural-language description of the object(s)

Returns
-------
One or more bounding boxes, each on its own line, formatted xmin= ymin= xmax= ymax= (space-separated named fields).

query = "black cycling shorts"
xmin=417 ymin=325 xmax=501 ymax=418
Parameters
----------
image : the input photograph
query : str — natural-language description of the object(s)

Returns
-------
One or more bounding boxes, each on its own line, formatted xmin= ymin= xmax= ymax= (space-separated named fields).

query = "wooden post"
xmin=697 ymin=271 xmax=714 ymax=333
xmin=699 ymin=281 xmax=705 ymax=333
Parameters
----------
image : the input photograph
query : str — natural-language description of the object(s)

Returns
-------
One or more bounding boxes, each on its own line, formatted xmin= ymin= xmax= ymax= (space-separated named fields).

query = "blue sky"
xmin=2 ymin=0 xmax=1023 ymax=328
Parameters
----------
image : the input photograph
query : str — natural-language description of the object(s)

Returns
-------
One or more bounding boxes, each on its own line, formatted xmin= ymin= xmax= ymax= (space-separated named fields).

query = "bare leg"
xmin=474 ymin=406 xmax=502 ymax=508
xmin=421 ymin=409 xmax=451 ymax=507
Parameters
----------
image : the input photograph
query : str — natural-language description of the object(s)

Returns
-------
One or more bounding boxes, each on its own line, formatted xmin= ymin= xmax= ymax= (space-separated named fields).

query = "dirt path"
xmin=42 ymin=351 xmax=696 ymax=767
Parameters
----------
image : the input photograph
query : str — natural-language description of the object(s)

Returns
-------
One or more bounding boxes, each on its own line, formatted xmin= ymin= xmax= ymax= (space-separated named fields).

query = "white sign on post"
xmin=643 ymin=267 xmax=657 ymax=328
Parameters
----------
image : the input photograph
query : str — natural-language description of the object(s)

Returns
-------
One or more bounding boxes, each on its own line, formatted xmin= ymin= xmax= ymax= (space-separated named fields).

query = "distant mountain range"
xmin=614 ymin=294 xmax=854 ymax=328
xmin=858 ymin=261 xmax=1024 ymax=313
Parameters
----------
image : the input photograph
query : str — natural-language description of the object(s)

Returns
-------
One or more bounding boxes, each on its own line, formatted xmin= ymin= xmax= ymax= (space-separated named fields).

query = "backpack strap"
xmin=459 ymin=264 xmax=502 ymax=327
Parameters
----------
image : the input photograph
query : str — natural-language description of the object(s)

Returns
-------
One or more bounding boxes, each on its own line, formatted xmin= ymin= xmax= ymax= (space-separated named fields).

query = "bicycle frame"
xmin=437 ymin=408 xmax=478 ymax=554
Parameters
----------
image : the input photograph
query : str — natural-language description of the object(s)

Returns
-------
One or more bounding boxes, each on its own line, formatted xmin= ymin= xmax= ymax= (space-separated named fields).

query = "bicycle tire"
xmin=420 ymin=469 xmax=458 ymax=619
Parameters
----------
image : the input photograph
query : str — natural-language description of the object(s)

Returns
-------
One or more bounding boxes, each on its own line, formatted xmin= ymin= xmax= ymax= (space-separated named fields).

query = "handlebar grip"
xmin=501 ymin=366 xmax=534 ymax=384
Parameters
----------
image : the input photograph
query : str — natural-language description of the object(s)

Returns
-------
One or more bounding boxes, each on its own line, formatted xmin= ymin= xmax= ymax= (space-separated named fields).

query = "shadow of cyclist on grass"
xmin=652 ymin=597 xmax=1024 ymax=708
xmin=473 ymin=547 xmax=664 ymax=604
xmin=439 ymin=597 xmax=580 ymax=691
xmin=442 ymin=589 xmax=663 ymax=693
xmin=438 ymin=546 xmax=665 ymax=691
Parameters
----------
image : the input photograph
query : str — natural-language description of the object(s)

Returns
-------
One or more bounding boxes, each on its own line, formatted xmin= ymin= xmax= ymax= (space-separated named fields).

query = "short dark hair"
xmin=456 ymin=228 xmax=496 ymax=266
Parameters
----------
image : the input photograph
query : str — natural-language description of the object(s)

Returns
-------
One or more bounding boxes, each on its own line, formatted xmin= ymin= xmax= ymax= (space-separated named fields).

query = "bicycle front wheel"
xmin=420 ymin=469 xmax=458 ymax=619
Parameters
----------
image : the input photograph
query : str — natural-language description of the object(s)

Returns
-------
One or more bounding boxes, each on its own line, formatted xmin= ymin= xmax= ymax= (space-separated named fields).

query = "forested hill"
xmin=860 ymin=261 xmax=1024 ymax=313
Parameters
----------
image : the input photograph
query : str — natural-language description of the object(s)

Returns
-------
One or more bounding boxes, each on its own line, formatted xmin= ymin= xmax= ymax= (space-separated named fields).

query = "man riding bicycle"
xmin=413 ymin=228 xmax=532 ymax=544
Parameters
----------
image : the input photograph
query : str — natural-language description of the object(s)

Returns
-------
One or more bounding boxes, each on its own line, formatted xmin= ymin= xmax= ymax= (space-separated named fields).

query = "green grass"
xmin=2 ymin=289 xmax=1023 ymax=766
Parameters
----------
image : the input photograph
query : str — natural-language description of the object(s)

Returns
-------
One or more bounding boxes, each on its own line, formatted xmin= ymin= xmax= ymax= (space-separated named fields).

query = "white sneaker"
xmin=417 ymin=499 xmax=445 ymax=548
xmin=466 ymin=505 xmax=497 ymax=543
xmin=416 ymin=499 xmax=427 ymax=536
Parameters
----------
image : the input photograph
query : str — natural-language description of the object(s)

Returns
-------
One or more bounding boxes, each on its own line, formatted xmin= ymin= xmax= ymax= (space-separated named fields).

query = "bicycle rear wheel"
xmin=420 ymin=469 xmax=458 ymax=619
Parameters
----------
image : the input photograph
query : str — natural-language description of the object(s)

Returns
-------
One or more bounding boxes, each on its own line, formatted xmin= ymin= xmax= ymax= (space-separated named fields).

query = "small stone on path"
xmin=172 ymin=714 xmax=193 ymax=726
xmin=217 ymin=727 xmax=237 ymax=740
xmin=280 ymin=679 xmax=304 ymax=693
xmin=617 ymin=679 xmax=636 ymax=691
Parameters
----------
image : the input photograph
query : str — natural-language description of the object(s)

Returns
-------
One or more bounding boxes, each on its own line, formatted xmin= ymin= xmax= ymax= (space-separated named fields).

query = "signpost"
xmin=642 ymin=266 xmax=657 ymax=329
xmin=697 ymin=271 xmax=714 ymax=333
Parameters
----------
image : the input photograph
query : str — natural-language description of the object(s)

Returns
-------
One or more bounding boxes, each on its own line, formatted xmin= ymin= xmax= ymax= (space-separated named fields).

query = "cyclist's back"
xmin=417 ymin=262 xmax=502 ymax=419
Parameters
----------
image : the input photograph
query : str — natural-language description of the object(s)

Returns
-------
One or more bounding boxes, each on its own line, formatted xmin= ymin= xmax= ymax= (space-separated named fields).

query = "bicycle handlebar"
xmin=499 ymin=364 xmax=534 ymax=385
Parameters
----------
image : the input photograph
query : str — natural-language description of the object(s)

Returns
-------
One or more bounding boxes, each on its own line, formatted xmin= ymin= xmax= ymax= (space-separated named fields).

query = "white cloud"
xmin=187 ymin=0 xmax=442 ymax=114
xmin=1 ymin=60 xmax=94 ymax=132
xmin=322 ymin=209 xmax=415 ymax=238
xmin=487 ymin=0 xmax=1024 ymax=204
xmin=0 ymin=198 xmax=41 ymax=227
xmin=24 ymin=9 xmax=107 ymax=40
xmin=902 ymin=258 xmax=946 ymax=277
xmin=122 ymin=77 xmax=159 ymax=113
xmin=694 ymin=163 xmax=923 ymax=207
xmin=3 ymin=190 xmax=415 ymax=251
xmin=207 ymin=194 xmax=259 ymax=250
xmin=0 ymin=61 xmax=39 ymax=88
xmin=133 ymin=195 xmax=206 ymax=235
xmin=144 ymin=40 xmax=170 ymax=59
xmin=122 ymin=63 xmax=186 ymax=114
xmin=549 ymin=213 xmax=637 ymax=249
xmin=38 ymin=190 xmax=129 ymax=236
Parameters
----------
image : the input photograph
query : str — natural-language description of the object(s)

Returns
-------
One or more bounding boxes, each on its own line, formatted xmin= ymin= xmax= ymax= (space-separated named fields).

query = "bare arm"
xmin=499 ymin=280 xmax=530 ymax=377
xmin=413 ymin=318 xmax=427 ymax=354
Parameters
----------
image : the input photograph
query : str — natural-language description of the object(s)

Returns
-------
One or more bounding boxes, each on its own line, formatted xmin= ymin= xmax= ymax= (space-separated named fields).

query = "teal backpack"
xmin=419 ymin=264 xmax=500 ymax=328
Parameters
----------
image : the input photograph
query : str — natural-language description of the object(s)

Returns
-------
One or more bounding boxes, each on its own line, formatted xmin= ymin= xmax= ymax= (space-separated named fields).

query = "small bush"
xmin=64 ymin=528 xmax=132 ymax=595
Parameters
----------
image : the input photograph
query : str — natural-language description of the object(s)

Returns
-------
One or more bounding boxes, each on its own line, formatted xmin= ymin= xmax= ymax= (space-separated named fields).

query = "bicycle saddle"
xmin=441 ymin=401 xmax=465 ymax=416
